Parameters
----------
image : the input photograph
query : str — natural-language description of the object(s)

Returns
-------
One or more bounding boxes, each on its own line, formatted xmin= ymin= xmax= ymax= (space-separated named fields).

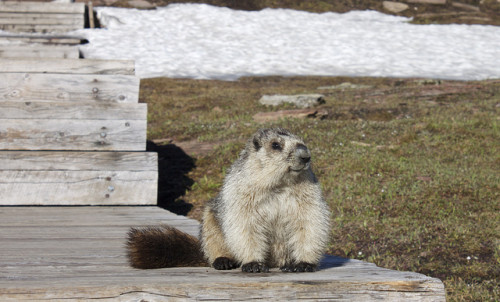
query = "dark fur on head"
xmin=127 ymin=225 xmax=208 ymax=269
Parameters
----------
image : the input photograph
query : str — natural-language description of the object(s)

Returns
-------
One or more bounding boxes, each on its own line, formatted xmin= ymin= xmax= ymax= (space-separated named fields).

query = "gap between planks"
xmin=0 ymin=206 xmax=446 ymax=301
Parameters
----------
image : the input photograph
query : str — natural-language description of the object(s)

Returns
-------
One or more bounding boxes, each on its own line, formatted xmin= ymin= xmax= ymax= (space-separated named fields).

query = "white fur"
xmin=201 ymin=128 xmax=331 ymax=269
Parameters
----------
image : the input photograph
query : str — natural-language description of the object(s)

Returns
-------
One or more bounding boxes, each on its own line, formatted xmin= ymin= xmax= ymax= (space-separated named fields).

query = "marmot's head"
xmin=243 ymin=128 xmax=313 ymax=185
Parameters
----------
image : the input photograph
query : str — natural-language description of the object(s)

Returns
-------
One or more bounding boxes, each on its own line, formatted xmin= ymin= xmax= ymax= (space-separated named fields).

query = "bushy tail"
xmin=126 ymin=225 xmax=208 ymax=269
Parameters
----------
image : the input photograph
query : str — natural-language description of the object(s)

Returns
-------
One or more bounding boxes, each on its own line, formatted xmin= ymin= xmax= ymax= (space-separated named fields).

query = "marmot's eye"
xmin=271 ymin=142 xmax=282 ymax=151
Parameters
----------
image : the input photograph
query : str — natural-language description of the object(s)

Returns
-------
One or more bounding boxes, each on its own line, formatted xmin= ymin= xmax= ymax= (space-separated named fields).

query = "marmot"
xmin=127 ymin=128 xmax=331 ymax=273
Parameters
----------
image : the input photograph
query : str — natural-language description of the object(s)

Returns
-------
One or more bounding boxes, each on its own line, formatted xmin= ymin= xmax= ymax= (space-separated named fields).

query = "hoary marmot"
xmin=127 ymin=128 xmax=331 ymax=273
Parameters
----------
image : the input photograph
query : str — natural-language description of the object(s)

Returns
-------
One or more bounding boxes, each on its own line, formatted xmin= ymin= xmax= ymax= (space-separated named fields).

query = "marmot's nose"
xmin=296 ymin=144 xmax=311 ymax=164
xmin=300 ymin=155 xmax=311 ymax=164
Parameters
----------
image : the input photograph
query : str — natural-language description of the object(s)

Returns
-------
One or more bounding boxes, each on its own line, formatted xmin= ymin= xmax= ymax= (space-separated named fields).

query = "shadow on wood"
xmin=0 ymin=206 xmax=446 ymax=301
xmin=147 ymin=141 xmax=195 ymax=215
xmin=319 ymin=255 xmax=351 ymax=270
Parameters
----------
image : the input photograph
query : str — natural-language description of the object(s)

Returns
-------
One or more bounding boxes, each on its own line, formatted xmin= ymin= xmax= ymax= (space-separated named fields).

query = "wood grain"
xmin=0 ymin=207 xmax=446 ymax=301
xmin=0 ymin=24 xmax=84 ymax=33
xmin=0 ymin=45 xmax=79 ymax=59
xmin=0 ymin=34 xmax=83 ymax=45
xmin=0 ymin=2 xmax=84 ymax=33
xmin=0 ymin=1 xmax=85 ymax=14
xmin=0 ymin=73 xmax=140 ymax=102
xmin=0 ymin=58 xmax=135 ymax=75
xmin=0 ymin=102 xmax=147 ymax=150
xmin=0 ymin=152 xmax=157 ymax=205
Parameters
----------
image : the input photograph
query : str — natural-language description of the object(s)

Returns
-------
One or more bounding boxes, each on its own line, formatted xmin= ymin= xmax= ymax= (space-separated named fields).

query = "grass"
xmin=117 ymin=1 xmax=500 ymax=300
xmin=140 ymin=76 xmax=499 ymax=301
xmin=112 ymin=0 xmax=500 ymax=25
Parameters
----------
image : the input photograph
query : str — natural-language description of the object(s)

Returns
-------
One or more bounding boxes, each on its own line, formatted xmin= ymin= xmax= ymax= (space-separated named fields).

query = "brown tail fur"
xmin=126 ymin=225 xmax=208 ymax=269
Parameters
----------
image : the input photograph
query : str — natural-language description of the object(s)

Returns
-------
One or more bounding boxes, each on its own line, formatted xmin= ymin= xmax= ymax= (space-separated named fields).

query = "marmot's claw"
xmin=242 ymin=262 xmax=269 ymax=273
xmin=280 ymin=262 xmax=317 ymax=273
xmin=213 ymin=257 xmax=239 ymax=270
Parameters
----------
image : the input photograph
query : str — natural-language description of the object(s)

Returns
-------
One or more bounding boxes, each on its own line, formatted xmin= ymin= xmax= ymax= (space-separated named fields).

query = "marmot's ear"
xmin=253 ymin=136 xmax=261 ymax=151
xmin=253 ymin=129 xmax=270 ymax=151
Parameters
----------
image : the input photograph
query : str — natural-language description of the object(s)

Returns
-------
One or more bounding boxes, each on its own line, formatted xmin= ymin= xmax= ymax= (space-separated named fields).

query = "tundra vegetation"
xmin=118 ymin=0 xmax=500 ymax=300
xmin=142 ymin=76 xmax=499 ymax=301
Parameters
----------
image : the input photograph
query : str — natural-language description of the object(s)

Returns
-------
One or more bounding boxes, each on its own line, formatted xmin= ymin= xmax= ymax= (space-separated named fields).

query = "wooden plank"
xmin=0 ymin=102 xmax=147 ymax=150
xmin=0 ymin=45 xmax=79 ymax=58
xmin=0 ymin=12 xmax=84 ymax=20
xmin=0 ymin=73 xmax=139 ymax=102
xmin=0 ymin=2 xmax=85 ymax=14
xmin=88 ymin=1 xmax=95 ymax=28
xmin=0 ymin=24 xmax=83 ymax=33
xmin=0 ymin=34 xmax=84 ymax=45
xmin=0 ymin=14 xmax=83 ymax=26
xmin=0 ymin=153 xmax=157 ymax=205
xmin=0 ymin=150 xmax=155 ymax=171
xmin=0 ymin=58 xmax=135 ymax=75
xmin=0 ymin=207 xmax=446 ymax=301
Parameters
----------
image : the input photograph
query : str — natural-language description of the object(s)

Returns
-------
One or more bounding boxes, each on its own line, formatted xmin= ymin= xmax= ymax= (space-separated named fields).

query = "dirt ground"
xmin=81 ymin=0 xmax=500 ymax=25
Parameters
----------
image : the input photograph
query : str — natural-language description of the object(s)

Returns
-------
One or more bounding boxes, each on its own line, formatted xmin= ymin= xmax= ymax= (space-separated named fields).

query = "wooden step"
xmin=0 ymin=23 xmax=84 ymax=33
xmin=0 ymin=1 xmax=85 ymax=33
xmin=0 ymin=207 xmax=446 ymax=301
xmin=0 ymin=58 xmax=135 ymax=75
xmin=0 ymin=73 xmax=140 ymax=102
xmin=0 ymin=102 xmax=147 ymax=151
xmin=0 ymin=34 xmax=84 ymax=45
xmin=0 ymin=2 xmax=85 ymax=14
xmin=0 ymin=152 xmax=157 ymax=205
xmin=0 ymin=44 xmax=79 ymax=59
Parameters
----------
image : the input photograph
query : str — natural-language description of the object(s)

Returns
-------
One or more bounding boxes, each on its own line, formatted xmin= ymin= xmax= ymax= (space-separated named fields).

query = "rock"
xmin=317 ymin=82 xmax=373 ymax=90
xmin=451 ymin=2 xmax=480 ymax=11
xmin=405 ymin=0 xmax=446 ymax=4
xmin=128 ymin=0 xmax=155 ymax=9
xmin=259 ymin=94 xmax=325 ymax=108
xmin=383 ymin=1 xmax=410 ymax=13
xmin=415 ymin=79 xmax=442 ymax=85
xmin=253 ymin=109 xmax=327 ymax=123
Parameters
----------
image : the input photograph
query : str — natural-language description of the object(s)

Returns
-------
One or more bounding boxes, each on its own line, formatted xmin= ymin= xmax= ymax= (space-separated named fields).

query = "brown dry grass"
xmin=141 ymin=76 xmax=500 ymax=301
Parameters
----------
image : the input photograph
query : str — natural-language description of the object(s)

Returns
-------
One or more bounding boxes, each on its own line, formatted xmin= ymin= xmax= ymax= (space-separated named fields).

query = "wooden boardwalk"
xmin=0 ymin=1 xmax=446 ymax=301
xmin=0 ymin=206 xmax=446 ymax=301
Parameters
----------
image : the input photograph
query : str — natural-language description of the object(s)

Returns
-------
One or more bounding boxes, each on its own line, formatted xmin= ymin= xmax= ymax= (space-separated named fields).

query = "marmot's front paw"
xmin=213 ymin=257 xmax=239 ymax=270
xmin=241 ymin=262 xmax=269 ymax=273
xmin=280 ymin=262 xmax=317 ymax=273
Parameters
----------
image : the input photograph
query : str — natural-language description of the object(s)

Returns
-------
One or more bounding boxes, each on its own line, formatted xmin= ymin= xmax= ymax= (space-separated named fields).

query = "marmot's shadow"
xmin=147 ymin=141 xmax=195 ymax=215
xmin=319 ymin=255 xmax=351 ymax=270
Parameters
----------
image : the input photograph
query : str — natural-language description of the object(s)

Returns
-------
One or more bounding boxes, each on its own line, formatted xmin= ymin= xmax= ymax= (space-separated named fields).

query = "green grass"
xmin=141 ymin=76 xmax=499 ymax=301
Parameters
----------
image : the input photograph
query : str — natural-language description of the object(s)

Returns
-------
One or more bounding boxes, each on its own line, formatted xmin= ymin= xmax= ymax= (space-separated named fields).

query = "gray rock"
xmin=259 ymin=94 xmax=325 ymax=108
xmin=406 ymin=0 xmax=446 ymax=4
xmin=128 ymin=0 xmax=155 ymax=9
xmin=383 ymin=1 xmax=410 ymax=13
xmin=317 ymin=82 xmax=373 ymax=90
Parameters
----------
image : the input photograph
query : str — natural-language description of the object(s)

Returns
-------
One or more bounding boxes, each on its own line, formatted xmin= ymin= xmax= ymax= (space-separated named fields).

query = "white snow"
xmin=73 ymin=3 xmax=500 ymax=81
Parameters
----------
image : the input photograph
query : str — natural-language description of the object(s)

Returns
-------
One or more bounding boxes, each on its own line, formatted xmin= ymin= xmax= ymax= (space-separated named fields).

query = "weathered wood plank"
xmin=0 ymin=58 xmax=135 ymax=75
xmin=0 ymin=119 xmax=146 ymax=150
xmin=0 ymin=102 xmax=146 ymax=150
xmin=0 ymin=14 xmax=83 ymax=25
xmin=0 ymin=12 xmax=84 ymax=20
xmin=0 ymin=24 xmax=84 ymax=33
xmin=0 ymin=34 xmax=84 ymax=45
xmin=0 ymin=73 xmax=139 ymax=102
xmin=0 ymin=14 xmax=84 ymax=31
xmin=0 ymin=153 xmax=157 ymax=205
xmin=0 ymin=101 xmax=145 ymax=120
xmin=0 ymin=207 xmax=446 ymax=301
xmin=0 ymin=43 xmax=78 ymax=59
xmin=0 ymin=44 xmax=79 ymax=58
xmin=0 ymin=150 xmax=156 ymax=171
xmin=0 ymin=206 xmax=187 ymax=226
xmin=0 ymin=1 xmax=85 ymax=14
